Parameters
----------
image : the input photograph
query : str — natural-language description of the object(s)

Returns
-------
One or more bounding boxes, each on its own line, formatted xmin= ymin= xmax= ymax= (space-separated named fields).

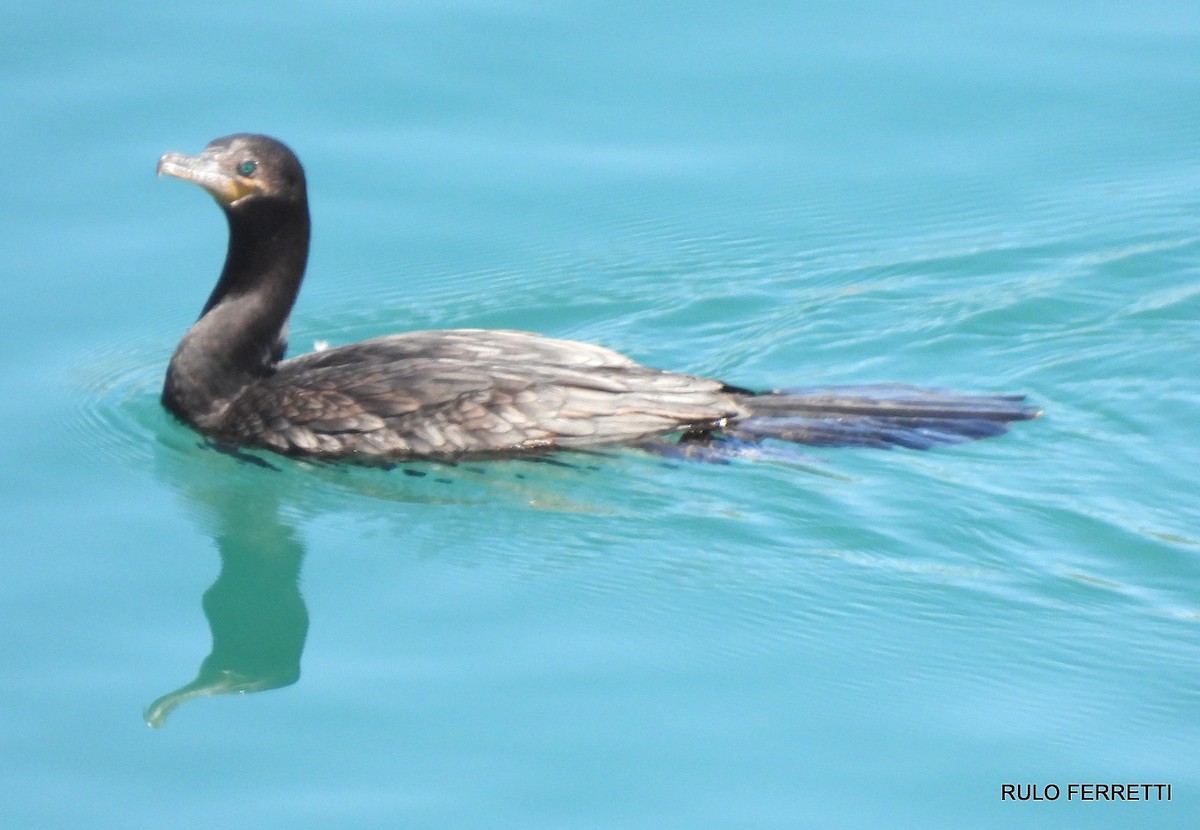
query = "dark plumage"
xmin=158 ymin=134 xmax=1039 ymax=462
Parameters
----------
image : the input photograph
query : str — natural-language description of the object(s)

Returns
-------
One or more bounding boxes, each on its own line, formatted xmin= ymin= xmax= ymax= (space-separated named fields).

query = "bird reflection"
xmin=145 ymin=445 xmax=310 ymax=728
xmin=143 ymin=427 xmax=589 ymax=727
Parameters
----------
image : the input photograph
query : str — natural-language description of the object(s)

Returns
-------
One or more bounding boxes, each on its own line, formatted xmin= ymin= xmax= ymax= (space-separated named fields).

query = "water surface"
xmin=3 ymin=1 xmax=1198 ymax=827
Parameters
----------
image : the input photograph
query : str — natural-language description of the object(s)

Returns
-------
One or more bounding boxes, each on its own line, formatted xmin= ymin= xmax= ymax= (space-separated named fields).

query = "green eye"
xmin=238 ymin=160 xmax=258 ymax=177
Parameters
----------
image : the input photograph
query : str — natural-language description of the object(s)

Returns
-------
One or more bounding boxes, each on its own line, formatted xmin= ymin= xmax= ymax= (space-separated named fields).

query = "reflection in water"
xmin=144 ymin=497 xmax=309 ymax=727
xmin=143 ymin=430 xmax=594 ymax=728
xmin=145 ymin=441 xmax=313 ymax=728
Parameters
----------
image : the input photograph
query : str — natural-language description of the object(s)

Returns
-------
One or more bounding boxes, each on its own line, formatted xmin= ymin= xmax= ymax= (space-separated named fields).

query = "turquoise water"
xmin=4 ymin=1 xmax=1199 ymax=826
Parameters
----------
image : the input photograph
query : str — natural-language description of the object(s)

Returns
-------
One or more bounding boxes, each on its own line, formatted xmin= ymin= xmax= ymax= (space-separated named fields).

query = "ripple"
xmin=62 ymin=334 xmax=174 ymax=472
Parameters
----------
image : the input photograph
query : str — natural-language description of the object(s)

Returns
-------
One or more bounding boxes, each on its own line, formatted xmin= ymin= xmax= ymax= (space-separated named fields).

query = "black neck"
xmin=163 ymin=198 xmax=310 ymax=425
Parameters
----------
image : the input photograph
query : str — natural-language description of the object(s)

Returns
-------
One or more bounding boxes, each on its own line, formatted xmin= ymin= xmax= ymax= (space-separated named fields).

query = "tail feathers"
xmin=727 ymin=384 xmax=1040 ymax=450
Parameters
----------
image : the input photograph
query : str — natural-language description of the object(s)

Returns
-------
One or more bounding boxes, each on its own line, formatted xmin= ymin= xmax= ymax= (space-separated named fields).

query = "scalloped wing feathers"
xmin=216 ymin=330 xmax=739 ymax=459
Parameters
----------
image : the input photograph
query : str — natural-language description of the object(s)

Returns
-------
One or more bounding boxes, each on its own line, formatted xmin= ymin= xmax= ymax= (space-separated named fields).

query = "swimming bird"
xmin=157 ymin=134 xmax=1038 ymax=462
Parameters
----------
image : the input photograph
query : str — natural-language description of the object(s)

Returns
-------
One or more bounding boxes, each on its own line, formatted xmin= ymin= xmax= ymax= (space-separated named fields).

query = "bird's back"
xmin=212 ymin=329 xmax=740 ymax=459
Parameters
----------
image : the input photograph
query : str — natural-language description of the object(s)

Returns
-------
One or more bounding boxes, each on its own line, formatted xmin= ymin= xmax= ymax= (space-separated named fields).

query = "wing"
xmin=291 ymin=329 xmax=642 ymax=371
xmin=216 ymin=330 xmax=736 ymax=459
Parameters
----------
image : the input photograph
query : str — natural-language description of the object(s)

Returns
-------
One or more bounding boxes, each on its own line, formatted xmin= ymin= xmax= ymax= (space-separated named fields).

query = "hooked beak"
xmin=158 ymin=147 xmax=261 ymax=206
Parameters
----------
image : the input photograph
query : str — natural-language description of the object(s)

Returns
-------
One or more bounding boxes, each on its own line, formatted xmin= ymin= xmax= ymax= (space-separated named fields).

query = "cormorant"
xmin=157 ymin=134 xmax=1038 ymax=462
